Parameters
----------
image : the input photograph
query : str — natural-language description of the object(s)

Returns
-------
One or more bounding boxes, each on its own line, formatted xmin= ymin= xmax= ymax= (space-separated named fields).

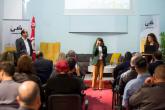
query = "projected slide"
xmin=65 ymin=0 xmax=130 ymax=9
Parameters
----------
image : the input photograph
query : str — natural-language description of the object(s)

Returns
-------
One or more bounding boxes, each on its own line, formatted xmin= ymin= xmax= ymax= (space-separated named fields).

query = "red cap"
xmin=55 ymin=60 xmax=69 ymax=73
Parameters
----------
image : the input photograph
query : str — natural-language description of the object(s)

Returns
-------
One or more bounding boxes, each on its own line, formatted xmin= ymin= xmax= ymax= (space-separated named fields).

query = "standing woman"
xmin=145 ymin=33 xmax=159 ymax=63
xmin=91 ymin=38 xmax=107 ymax=90
xmin=145 ymin=33 xmax=159 ymax=51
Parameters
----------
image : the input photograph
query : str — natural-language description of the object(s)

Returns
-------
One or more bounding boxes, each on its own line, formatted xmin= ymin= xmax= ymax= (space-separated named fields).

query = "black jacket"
xmin=45 ymin=74 xmax=82 ymax=98
xmin=34 ymin=58 xmax=53 ymax=84
xmin=148 ymin=60 xmax=164 ymax=76
xmin=15 ymin=37 xmax=33 ymax=57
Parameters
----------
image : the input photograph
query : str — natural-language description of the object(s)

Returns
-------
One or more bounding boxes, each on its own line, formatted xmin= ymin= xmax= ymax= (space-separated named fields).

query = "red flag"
xmin=30 ymin=16 xmax=36 ymax=60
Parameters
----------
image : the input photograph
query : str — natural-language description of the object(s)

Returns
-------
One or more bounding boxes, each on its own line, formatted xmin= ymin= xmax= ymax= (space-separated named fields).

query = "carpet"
xmin=84 ymin=88 xmax=112 ymax=110
xmin=84 ymin=80 xmax=112 ymax=89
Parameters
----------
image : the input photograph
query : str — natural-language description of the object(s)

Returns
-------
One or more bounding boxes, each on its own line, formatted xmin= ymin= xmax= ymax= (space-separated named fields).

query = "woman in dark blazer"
xmin=145 ymin=33 xmax=159 ymax=52
xmin=91 ymin=38 xmax=107 ymax=90
xmin=144 ymin=33 xmax=159 ymax=62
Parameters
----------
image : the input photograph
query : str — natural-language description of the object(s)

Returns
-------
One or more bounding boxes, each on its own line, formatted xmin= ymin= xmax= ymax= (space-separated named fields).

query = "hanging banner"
xmin=139 ymin=15 xmax=160 ymax=52
xmin=1 ymin=19 xmax=30 ymax=52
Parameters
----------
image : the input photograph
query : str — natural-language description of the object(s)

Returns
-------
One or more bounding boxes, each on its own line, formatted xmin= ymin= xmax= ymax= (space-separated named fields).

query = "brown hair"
xmin=145 ymin=33 xmax=159 ymax=47
xmin=154 ymin=65 xmax=165 ymax=81
xmin=0 ymin=61 xmax=15 ymax=76
xmin=16 ymin=55 xmax=35 ymax=74
xmin=0 ymin=51 xmax=14 ymax=63
xmin=94 ymin=37 xmax=104 ymax=47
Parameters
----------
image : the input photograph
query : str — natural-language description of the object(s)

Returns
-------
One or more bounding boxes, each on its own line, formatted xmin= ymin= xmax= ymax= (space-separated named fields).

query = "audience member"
xmin=13 ymin=55 xmax=40 ymax=84
xmin=148 ymin=51 xmax=164 ymax=75
xmin=0 ymin=51 xmax=15 ymax=64
xmin=17 ymin=81 xmax=41 ymax=110
xmin=55 ymin=52 xmax=66 ymax=63
xmin=67 ymin=57 xmax=87 ymax=90
xmin=13 ymin=55 xmax=45 ymax=105
xmin=122 ymin=57 xmax=150 ymax=109
xmin=113 ymin=51 xmax=132 ymax=80
xmin=113 ymin=51 xmax=132 ymax=88
xmin=66 ymin=50 xmax=81 ymax=77
xmin=45 ymin=60 xmax=82 ymax=99
xmin=129 ymin=65 xmax=165 ymax=110
xmin=34 ymin=51 xmax=53 ymax=84
xmin=50 ymin=52 xmax=66 ymax=78
xmin=119 ymin=54 xmax=141 ymax=95
xmin=0 ymin=62 xmax=20 ymax=109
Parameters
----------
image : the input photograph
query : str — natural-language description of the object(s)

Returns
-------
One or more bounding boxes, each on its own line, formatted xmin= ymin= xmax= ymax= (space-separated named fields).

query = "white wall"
xmin=3 ymin=0 xmax=23 ymax=19
xmin=1 ymin=0 xmax=165 ymax=54
xmin=0 ymin=0 xmax=24 ymax=52
xmin=24 ymin=0 xmax=165 ymax=54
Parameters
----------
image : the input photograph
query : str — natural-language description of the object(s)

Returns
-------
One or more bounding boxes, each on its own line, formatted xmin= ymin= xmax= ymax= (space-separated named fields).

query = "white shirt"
xmin=22 ymin=37 xmax=30 ymax=55
xmin=98 ymin=46 xmax=103 ymax=60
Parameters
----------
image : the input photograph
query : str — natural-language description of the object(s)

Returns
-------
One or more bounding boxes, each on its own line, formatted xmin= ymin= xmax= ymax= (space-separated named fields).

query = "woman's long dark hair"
xmin=145 ymin=33 xmax=159 ymax=47
xmin=94 ymin=37 xmax=104 ymax=47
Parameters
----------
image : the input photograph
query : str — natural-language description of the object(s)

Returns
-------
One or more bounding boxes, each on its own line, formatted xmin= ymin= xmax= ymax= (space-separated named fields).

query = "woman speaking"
xmin=91 ymin=38 xmax=107 ymax=90
xmin=145 ymin=33 xmax=159 ymax=51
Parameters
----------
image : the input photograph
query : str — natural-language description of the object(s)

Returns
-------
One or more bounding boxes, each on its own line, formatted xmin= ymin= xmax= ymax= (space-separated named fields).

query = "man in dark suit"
xmin=15 ymin=30 xmax=33 ymax=57
xmin=34 ymin=51 xmax=53 ymax=84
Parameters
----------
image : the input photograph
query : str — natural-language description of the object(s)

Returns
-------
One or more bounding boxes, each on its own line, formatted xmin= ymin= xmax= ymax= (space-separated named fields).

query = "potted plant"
xmin=160 ymin=32 xmax=165 ymax=61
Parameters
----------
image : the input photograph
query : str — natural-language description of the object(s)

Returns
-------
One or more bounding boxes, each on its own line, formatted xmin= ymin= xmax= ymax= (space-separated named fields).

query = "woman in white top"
xmin=91 ymin=38 xmax=107 ymax=90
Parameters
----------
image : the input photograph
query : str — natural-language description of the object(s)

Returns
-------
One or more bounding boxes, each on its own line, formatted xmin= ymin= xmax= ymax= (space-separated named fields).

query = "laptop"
xmin=144 ymin=45 xmax=157 ymax=54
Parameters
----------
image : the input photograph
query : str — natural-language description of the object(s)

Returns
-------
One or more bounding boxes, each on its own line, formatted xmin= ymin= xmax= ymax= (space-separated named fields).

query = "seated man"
xmin=122 ymin=57 xmax=150 ymax=109
xmin=113 ymin=51 xmax=132 ymax=80
xmin=119 ymin=54 xmax=140 ymax=95
xmin=34 ymin=51 xmax=53 ymax=84
xmin=17 ymin=81 xmax=41 ymax=110
xmin=45 ymin=60 xmax=82 ymax=99
xmin=129 ymin=64 xmax=165 ymax=110
xmin=148 ymin=51 xmax=164 ymax=76
xmin=0 ymin=62 xmax=20 ymax=109
xmin=67 ymin=57 xmax=88 ymax=90
xmin=112 ymin=52 xmax=132 ymax=88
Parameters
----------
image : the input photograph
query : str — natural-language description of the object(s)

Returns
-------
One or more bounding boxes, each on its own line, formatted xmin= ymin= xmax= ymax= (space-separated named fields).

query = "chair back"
xmin=48 ymin=94 xmax=82 ymax=110
xmin=110 ymin=53 xmax=121 ymax=65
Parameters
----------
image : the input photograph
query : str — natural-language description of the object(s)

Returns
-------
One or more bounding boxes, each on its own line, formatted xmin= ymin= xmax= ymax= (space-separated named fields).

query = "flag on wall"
xmin=30 ymin=16 xmax=36 ymax=60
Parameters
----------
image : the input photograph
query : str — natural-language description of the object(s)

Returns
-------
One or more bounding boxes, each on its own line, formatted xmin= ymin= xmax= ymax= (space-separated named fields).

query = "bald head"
xmin=130 ymin=54 xmax=142 ymax=67
xmin=154 ymin=65 xmax=165 ymax=81
xmin=18 ymin=81 xmax=40 ymax=106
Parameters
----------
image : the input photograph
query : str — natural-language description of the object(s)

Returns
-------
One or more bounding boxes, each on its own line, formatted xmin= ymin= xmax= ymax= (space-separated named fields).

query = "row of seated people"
xmin=112 ymin=51 xmax=165 ymax=110
xmin=0 ymin=50 xmax=87 ymax=110
xmin=0 ymin=61 xmax=40 ymax=110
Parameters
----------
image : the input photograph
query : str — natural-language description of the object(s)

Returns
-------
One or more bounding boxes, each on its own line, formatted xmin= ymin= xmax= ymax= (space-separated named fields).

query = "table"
xmin=88 ymin=65 xmax=116 ymax=73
